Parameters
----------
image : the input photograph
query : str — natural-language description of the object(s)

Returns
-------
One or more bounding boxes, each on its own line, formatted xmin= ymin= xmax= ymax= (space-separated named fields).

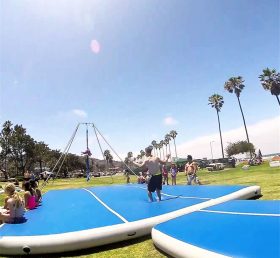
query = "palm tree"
xmin=127 ymin=152 xmax=133 ymax=160
xmin=108 ymin=153 xmax=113 ymax=167
xmin=164 ymin=139 xmax=168 ymax=157
xmin=224 ymin=76 xmax=250 ymax=144
xmin=208 ymin=94 xmax=225 ymax=158
xmin=169 ymin=130 xmax=178 ymax=159
xmin=151 ymin=140 xmax=157 ymax=156
xmin=140 ymin=150 xmax=145 ymax=158
xmin=158 ymin=142 xmax=162 ymax=159
xmin=104 ymin=149 xmax=111 ymax=170
xmin=259 ymin=68 xmax=280 ymax=106
xmin=155 ymin=143 xmax=159 ymax=157
xmin=160 ymin=140 xmax=165 ymax=157
xmin=165 ymin=134 xmax=172 ymax=157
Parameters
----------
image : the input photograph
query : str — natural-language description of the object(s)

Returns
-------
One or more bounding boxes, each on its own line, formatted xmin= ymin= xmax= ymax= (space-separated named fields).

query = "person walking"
xmin=185 ymin=155 xmax=201 ymax=185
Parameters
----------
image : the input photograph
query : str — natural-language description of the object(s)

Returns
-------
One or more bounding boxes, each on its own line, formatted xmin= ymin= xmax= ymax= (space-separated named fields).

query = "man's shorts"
xmin=148 ymin=174 xmax=162 ymax=192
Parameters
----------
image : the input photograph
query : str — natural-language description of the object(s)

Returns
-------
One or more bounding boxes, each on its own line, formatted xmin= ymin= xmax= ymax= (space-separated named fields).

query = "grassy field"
xmin=0 ymin=161 xmax=279 ymax=257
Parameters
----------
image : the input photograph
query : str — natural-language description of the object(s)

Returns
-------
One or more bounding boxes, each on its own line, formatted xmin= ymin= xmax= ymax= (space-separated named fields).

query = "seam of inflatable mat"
xmin=200 ymin=209 xmax=280 ymax=217
xmin=82 ymin=188 xmax=128 ymax=223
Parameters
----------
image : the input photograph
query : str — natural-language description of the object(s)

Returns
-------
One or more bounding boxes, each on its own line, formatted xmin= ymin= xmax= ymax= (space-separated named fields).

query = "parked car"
xmin=206 ymin=163 xmax=225 ymax=171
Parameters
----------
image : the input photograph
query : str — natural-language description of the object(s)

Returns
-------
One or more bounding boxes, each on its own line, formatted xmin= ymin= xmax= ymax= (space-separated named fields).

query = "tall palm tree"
xmin=169 ymin=130 xmax=178 ymax=159
xmin=259 ymin=68 xmax=280 ymax=106
xmin=127 ymin=152 xmax=133 ymax=159
xmin=158 ymin=142 xmax=162 ymax=159
xmin=208 ymin=94 xmax=225 ymax=158
xmin=104 ymin=149 xmax=111 ymax=169
xmin=151 ymin=140 xmax=157 ymax=156
xmin=155 ymin=143 xmax=159 ymax=157
xmin=224 ymin=76 xmax=250 ymax=144
xmin=165 ymin=134 xmax=172 ymax=157
xmin=160 ymin=140 xmax=165 ymax=157
xmin=164 ymin=139 xmax=168 ymax=157
xmin=140 ymin=149 xmax=145 ymax=158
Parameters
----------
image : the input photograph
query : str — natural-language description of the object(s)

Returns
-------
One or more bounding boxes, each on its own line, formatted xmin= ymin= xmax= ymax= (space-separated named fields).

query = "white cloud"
xmin=72 ymin=109 xmax=87 ymax=118
xmin=176 ymin=116 xmax=280 ymax=159
xmin=163 ymin=116 xmax=178 ymax=126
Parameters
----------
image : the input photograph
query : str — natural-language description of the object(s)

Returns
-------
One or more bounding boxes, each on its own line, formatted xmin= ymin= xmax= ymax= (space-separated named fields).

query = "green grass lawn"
xmin=0 ymin=161 xmax=279 ymax=257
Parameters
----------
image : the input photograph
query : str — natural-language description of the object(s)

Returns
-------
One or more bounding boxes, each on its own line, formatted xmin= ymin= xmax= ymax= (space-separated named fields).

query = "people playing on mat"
xmin=30 ymin=179 xmax=42 ymax=204
xmin=23 ymin=181 xmax=37 ymax=210
xmin=133 ymin=146 xmax=170 ymax=202
xmin=162 ymin=165 xmax=169 ymax=185
xmin=137 ymin=172 xmax=146 ymax=184
xmin=170 ymin=163 xmax=178 ymax=185
xmin=0 ymin=183 xmax=25 ymax=224
xmin=185 ymin=155 xmax=201 ymax=185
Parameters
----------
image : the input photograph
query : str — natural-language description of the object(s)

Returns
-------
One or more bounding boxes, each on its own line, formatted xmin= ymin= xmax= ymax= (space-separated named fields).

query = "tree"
xmin=225 ymin=141 xmax=255 ymax=157
xmin=160 ymin=140 xmax=165 ymax=157
xmin=127 ymin=152 xmax=133 ymax=159
xmin=104 ymin=150 xmax=111 ymax=169
xmin=259 ymin=68 xmax=280 ymax=106
xmin=10 ymin=124 xmax=36 ymax=175
xmin=151 ymin=140 xmax=157 ymax=156
xmin=33 ymin=141 xmax=50 ymax=173
xmin=108 ymin=153 xmax=113 ymax=167
xmin=208 ymin=94 xmax=225 ymax=158
xmin=140 ymin=150 xmax=145 ymax=156
xmin=158 ymin=141 xmax=163 ymax=159
xmin=165 ymin=134 xmax=172 ymax=157
xmin=169 ymin=130 xmax=178 ymax=159
xmin=0 ymin=121 xmax=13 ymax=179
xmin=257 ymin=149 xmax=263 ymax=160
xmin=224 ymin=76 xmax=250 ymax=144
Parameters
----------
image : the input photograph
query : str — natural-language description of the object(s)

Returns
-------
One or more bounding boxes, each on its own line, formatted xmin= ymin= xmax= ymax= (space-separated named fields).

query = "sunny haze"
xmin=1 ymin=0 xmax=279 ymax=160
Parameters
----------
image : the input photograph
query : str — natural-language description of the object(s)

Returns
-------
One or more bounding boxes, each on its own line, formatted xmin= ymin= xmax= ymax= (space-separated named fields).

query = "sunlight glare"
xmin=90 ymin=39 xmax=101 ymax=54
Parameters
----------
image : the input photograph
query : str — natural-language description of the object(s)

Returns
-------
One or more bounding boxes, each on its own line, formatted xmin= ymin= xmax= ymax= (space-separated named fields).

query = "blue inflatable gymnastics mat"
xmin=0 ymin=184 xmax=261 ymax=255
xmin=152 ymin=200 xmax=280 ymax=258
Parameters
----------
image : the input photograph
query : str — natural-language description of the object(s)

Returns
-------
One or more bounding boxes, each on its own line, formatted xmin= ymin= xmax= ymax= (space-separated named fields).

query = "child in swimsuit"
xmin=23 ymin=181 xmax=37 ymax=210
xmin=170 ymin=163 xmax=178 ymax=185
xmin=0 ymin=183 xmax=25 ymax=224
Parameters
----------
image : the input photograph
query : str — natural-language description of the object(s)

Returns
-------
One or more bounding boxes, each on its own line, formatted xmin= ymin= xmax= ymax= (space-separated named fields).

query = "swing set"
xmin=41 ymin=123 xmax=137 ymax=189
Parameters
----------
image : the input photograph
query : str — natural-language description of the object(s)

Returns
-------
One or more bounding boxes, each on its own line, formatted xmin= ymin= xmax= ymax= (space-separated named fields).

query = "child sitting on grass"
xmin=0 ymin=183 xmax=25 ymax=224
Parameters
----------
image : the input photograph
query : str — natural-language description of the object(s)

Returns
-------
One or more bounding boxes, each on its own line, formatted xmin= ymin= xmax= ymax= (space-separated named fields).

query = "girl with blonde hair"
xmin=0 ymin=183 xmax=25 ymax=223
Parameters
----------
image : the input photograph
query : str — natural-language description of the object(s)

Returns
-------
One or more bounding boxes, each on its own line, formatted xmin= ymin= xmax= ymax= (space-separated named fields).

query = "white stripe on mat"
xmin=200 ymin=209 xmax=280 ymax=217
xmin=133 ymin=185 xmax=211 ymax=200
xmin=83 ymin=188 xmax=128 ymax=223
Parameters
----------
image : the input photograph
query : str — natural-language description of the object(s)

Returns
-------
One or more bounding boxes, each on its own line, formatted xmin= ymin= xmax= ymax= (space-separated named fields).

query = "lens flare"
xmin=90 ymin=39 xmax=101 ymax=54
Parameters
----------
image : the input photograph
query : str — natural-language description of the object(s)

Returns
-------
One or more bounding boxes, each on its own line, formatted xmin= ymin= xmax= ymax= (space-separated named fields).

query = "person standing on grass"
xmin=132 ymin=146 xmax=170 ymax=202
xmin=170 ymin=163 xmax=178 ymax=185
xmin=185 ymin=155 xmax=201 ymax=185
xmin=162 ymin=165 xmax=169 ymax=185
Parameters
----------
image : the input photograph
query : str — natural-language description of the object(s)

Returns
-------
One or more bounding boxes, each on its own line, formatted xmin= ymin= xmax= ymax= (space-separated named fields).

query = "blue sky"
xmin=1 ymin=0 xmax=279 ymax=159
